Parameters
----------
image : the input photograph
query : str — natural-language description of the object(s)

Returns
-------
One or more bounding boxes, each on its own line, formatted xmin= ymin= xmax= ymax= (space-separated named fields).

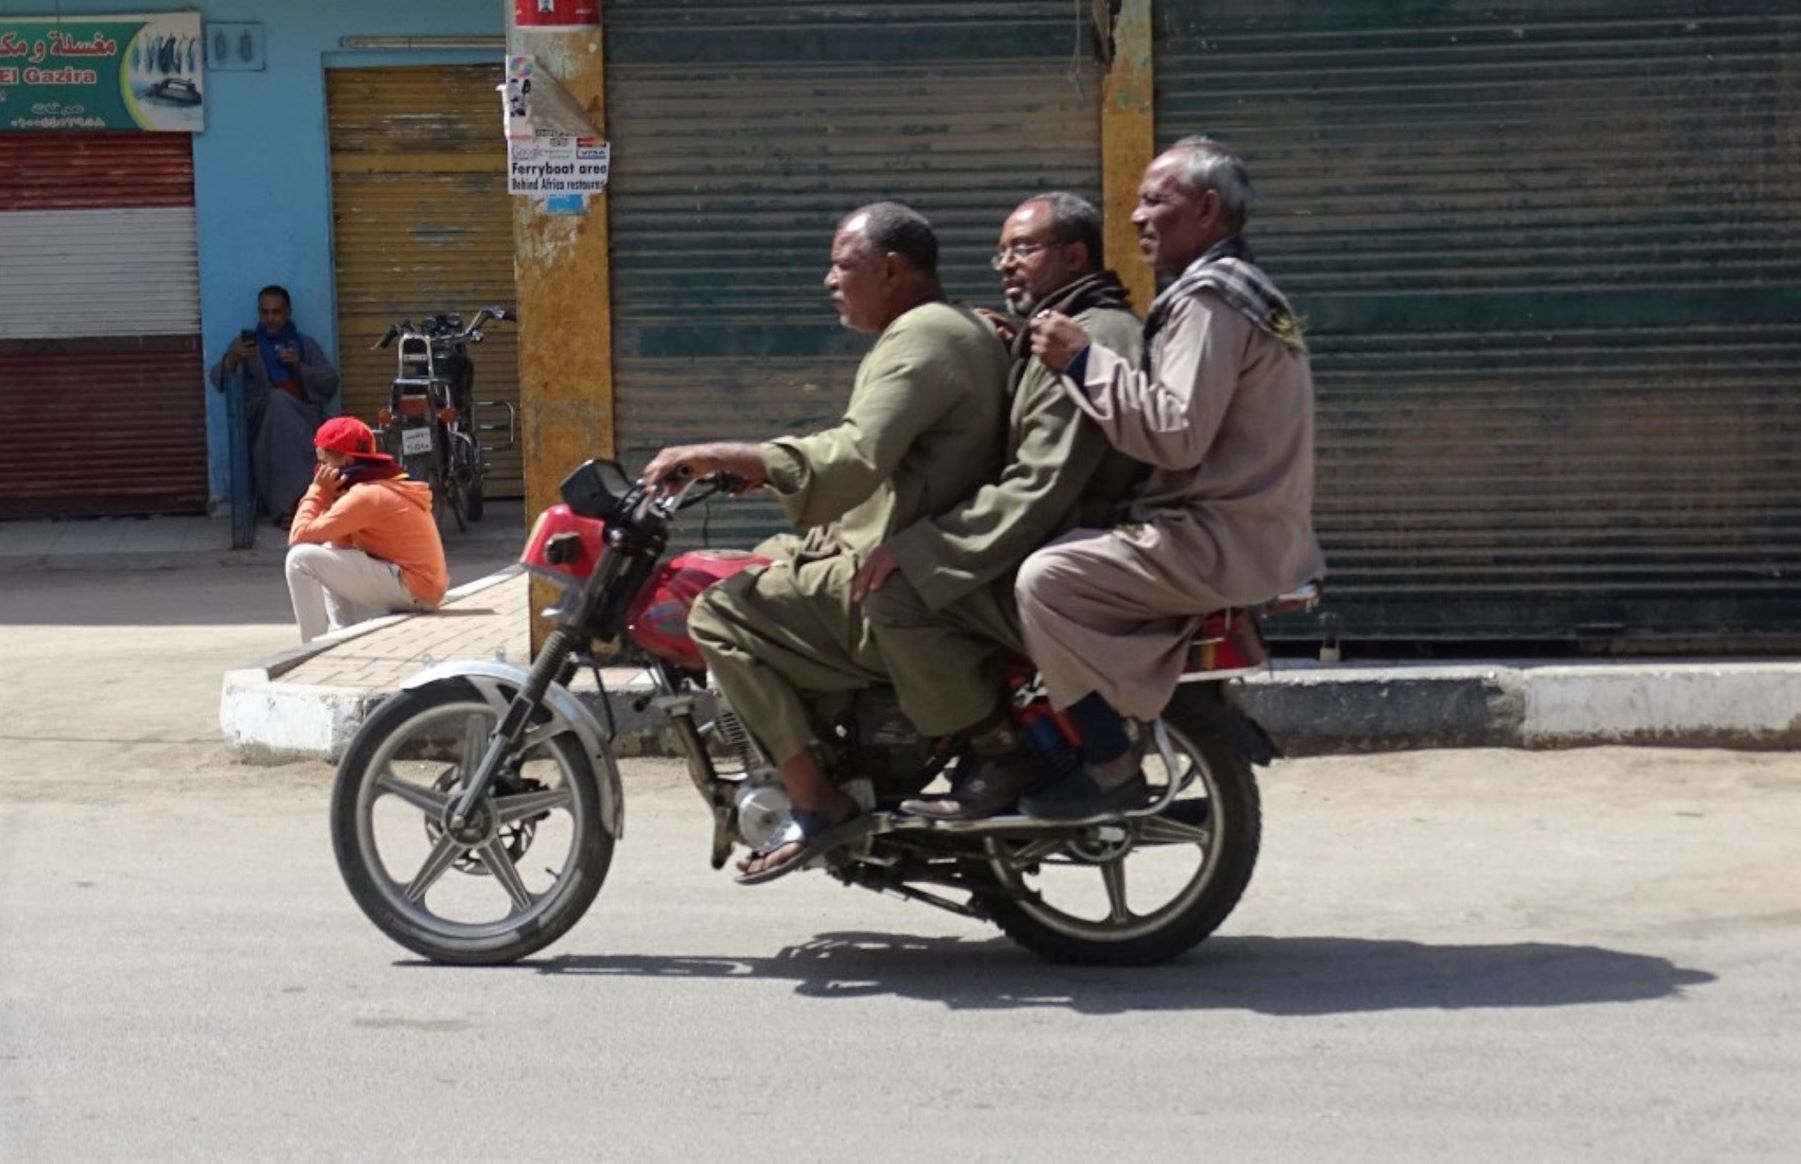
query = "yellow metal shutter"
xmin=327 ymin=64 xmax=523 ymax=497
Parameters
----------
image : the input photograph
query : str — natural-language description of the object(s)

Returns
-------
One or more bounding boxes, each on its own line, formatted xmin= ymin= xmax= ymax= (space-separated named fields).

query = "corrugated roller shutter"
xmin=0 ymin=132 xmax=195 ymax=210
xmin=0 ymin=337 xmax=208 ymax=517
xmin=1158 ymin=2 xmax=1801 ymax=642
xmin=0 ymin=209 xmax=199 ymax=339
xmin=327 ymin=66 xmax=523 ymax=498
xmin=606 ymin=0 xmax=1100 ymax=546
xmin=0 ymin=132 xmax=204 ymax=517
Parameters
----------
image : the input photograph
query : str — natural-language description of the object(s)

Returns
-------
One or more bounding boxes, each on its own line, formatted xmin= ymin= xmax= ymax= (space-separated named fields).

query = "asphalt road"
xmin=1 ymin=552 xmax=1797 ymax=1161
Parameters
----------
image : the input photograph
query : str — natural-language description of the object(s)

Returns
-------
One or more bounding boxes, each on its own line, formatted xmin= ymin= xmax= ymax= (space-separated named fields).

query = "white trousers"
xmin=286 ymin=543 xmax=431 ymax=644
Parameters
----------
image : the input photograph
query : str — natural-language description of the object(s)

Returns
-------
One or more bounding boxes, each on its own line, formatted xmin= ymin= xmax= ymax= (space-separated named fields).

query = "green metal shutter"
xmin=604 ymin=0 xmax=1101 ymax=545
xmin=1157 ymin=2 xmax=1801 ymax=643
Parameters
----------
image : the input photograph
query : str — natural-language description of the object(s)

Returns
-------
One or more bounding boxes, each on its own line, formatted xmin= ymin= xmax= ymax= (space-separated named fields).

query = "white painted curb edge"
xmin=219 ymin=567 xmax=523 ymax=762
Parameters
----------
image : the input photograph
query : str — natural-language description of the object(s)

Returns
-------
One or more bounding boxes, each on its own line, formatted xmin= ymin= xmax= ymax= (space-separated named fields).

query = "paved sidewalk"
xmin=278 ymin=567 xmax=532 ymax=690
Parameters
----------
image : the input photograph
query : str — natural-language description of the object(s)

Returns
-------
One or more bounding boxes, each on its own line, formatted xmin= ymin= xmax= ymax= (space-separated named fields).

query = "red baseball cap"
xmin=314 ymin=416 xmax=393 ymax=462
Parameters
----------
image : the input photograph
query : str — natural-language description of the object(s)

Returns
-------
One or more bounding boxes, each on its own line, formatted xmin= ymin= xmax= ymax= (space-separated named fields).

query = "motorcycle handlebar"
xmin=372 ymin=306 xmax=515 ymax=349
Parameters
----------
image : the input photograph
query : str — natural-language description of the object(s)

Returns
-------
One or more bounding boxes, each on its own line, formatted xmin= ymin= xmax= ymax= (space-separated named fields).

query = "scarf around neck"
xmin=1144 ymin=235 xmax=1305 ymax=354
xmin=255 ymin=321 xmax=302 ymax=387
xmin=1009 ymin=269 xmax=1135 ymax=392
xmin=338 ymin=458 xmax=406 ymax=488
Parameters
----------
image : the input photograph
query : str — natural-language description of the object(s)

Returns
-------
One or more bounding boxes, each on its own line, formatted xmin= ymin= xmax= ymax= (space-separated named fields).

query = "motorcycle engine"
xmin=840 ymin=686 xmax=940 ymax=801
xmin=733 ymin=778 xmax=790 ymax=851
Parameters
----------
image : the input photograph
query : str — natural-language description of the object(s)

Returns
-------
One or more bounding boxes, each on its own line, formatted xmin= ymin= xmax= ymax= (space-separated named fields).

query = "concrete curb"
xmin=1237 ymin=659 xmax=1800 ymax=756
xmin=1522 ymin=662 xmax=1801 ymax=750
xmin=219 ymin=568 xmax=523 ymax=764
xmin=1236 ymin=663 xmax=1526 ymax=755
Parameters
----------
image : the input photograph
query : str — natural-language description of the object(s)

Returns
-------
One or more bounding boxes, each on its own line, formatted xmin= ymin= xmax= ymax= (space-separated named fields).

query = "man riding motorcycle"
xmin=642 ymin=201 xmax=1010 ymax=884
xmin=1021 ymin=136 xmax=1326 ymax=819
xmin=852 ymin=191 xmax=1145 ymax=820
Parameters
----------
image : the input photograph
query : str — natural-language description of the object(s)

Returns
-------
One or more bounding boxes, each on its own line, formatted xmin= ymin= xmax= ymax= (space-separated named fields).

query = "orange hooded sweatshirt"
xmin=288 ymin=476 xmax=449 ymax=606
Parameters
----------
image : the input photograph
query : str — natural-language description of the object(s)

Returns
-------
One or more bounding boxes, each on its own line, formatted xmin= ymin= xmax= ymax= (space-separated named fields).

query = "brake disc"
xmin=421 ymin=768 xmax=540 ymax=876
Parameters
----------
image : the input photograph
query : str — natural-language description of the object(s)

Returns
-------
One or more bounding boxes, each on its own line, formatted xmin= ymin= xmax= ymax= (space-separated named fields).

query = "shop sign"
xmin=0 ymin=12 xmax=205 ymax=132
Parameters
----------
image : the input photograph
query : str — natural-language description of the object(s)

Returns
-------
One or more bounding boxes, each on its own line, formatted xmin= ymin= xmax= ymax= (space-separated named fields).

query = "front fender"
xmin=400 ymin=660 xmax=625 ymax=839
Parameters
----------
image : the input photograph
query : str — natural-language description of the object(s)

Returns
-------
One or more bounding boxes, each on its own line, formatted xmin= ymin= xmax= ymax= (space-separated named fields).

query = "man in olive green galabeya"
xmin=851 ymin=191 xmax=1145 ymax=820
xmin=643 ymin=202 xmax=1009 ymax=883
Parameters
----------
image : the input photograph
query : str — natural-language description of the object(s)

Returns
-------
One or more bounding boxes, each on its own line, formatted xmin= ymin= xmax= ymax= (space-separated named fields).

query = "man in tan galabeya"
xmin=1021 ymin=136 xmax=1326 ymax=820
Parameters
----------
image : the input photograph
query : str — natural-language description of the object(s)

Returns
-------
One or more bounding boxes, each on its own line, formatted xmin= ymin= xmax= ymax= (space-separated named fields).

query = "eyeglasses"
xmin=989 ymin=241 xmax=1058 ymax=268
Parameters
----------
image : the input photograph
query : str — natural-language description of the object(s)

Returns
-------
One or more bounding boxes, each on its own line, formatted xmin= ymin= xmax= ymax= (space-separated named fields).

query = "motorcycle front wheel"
xmin=979 ymin=686 xmax=1261 ymax=966
xmin=329 ymin=679 xmax=613 ymax=965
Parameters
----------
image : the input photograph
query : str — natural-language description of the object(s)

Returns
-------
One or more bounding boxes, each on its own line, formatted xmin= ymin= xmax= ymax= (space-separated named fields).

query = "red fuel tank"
xmin=625 ymin=550 xmax=769 ymax=671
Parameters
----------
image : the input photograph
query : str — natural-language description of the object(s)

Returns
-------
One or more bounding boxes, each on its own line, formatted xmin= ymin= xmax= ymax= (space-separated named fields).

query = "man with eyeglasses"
xmin=850 ymin=192 xmax=1145 ymax=820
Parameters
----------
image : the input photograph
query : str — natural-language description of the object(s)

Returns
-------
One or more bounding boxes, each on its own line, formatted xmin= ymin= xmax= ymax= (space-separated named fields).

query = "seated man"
xmin=208 ymin=284 xmax=341 ymax=529
xmin=642 ymin=202 xmax=1009 ymax=885
xmin=851 ymin=191 xmax=1144 ymax=820
xmin=285 ymin=417 xmax=448 ymax=644
xmin=1020 ymin=136 xmax=1326 ymax=819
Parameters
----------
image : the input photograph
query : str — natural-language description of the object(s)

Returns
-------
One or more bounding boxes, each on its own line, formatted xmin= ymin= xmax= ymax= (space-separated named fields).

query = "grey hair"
xmin=841 ymin=201 xmax=939 ymax=276
xmin=1023 ymin=191 xmax=1104 ymax=269
xmin=1165 ymin=135 xmax=1253 ymax=231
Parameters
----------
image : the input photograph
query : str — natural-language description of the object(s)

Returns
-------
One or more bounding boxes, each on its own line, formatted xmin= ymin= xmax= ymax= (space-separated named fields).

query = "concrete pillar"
xmin=1101 ymin=0 xmax=1155 ymax=312
xmin=506 ymin=6 xmax=613 ymax=647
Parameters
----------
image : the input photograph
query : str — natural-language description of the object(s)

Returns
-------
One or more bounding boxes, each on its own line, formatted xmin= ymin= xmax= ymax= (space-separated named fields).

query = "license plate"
xmin=401 ymin=426 xmax=433 ymax=456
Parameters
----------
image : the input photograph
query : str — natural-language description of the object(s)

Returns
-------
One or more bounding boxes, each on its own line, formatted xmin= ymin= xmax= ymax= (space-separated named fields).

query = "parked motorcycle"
xmin=329 ymin=459 xmax=1318 ymax=966
xmin=371 ymin=307 xmax=517 ymax=532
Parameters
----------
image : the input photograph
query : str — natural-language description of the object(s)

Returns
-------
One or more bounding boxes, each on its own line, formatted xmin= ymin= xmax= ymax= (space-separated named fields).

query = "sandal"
xmin=899 ymin=749 xmax=1044 ymax=821
xmin=735 ymin=809 xmax=877 ymax=886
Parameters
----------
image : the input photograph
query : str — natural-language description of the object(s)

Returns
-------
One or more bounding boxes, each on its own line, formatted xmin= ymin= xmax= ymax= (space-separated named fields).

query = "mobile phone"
xmin=239 ymin=329 xmax=257 ymax=343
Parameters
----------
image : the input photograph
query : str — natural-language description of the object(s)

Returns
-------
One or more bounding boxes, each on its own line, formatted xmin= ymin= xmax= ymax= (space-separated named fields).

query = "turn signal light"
xmin=376 ymin=407 xmax=393 ymax=426
xmin=438 ymin=407 xmax=459 ymax=425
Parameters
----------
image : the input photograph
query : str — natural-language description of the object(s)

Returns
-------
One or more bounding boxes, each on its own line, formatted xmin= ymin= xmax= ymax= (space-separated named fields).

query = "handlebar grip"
xmin=715 ymin=470 xmax=746 ymax=494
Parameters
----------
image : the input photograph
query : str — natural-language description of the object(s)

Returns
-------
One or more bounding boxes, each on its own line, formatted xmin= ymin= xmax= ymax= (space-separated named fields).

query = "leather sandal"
xmin=899 ymin=749 xmax=1044 ymax=821
xmin=735 ymin=809 xmax=875 ymax=886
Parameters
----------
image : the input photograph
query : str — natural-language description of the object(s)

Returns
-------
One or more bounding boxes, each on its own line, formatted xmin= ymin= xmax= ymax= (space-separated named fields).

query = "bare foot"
xmin=737 ymin=841 xmax=806 ymax=878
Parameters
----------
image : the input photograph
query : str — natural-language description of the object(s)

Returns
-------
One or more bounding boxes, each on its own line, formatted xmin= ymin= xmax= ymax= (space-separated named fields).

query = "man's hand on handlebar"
xmin=642 ymin=441 xmax=768 ymax=493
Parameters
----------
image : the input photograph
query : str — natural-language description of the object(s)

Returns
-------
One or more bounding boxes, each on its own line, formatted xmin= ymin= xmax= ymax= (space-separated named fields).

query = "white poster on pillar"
xmin=508 ymin=135 xmax=610 ymax=197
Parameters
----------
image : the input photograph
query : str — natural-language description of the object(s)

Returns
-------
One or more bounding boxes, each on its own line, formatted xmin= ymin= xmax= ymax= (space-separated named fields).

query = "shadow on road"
xmin=516 ymin=931 xmax=1714 ymax=1016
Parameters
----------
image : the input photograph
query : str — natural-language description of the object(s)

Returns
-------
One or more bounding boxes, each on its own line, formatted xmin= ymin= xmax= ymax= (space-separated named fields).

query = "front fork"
xmin=646 ymin=666 xmax=741 ymax=869
xmin=447 ymin=627 xmax=581 ymax=830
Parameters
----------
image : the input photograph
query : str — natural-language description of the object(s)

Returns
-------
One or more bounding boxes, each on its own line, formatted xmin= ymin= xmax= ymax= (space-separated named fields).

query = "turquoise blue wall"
xmin=0 ymin=0 xmax=505 ymax=503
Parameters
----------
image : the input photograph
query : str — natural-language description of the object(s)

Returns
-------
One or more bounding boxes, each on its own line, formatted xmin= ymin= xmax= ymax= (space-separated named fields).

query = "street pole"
xmin=226 ymin=374 xmax=255 ymax=549
xmin=506 ymin=1 xmax=614 ymax=651
xmin=1102 ymin=0 xmax=1156 ymax=313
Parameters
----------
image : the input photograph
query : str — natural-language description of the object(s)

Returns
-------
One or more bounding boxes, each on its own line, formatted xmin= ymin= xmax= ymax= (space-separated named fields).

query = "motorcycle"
xmin=371 ymin=306 xmax=518 ymax=532
xmin=329 ymin=459 xmax=1319 ymax=966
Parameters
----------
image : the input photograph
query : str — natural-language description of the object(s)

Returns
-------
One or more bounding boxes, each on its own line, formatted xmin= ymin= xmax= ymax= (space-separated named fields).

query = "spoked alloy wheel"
xmin=329 ymin=679 xmax=612 ymax=965
xmin=980 ymin=691 xmax=1261 ymax=965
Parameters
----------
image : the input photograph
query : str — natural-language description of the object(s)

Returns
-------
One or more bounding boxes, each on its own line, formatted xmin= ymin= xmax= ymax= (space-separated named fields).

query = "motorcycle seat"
xmin=1185 ymin=580 xmax=1323 ymax=678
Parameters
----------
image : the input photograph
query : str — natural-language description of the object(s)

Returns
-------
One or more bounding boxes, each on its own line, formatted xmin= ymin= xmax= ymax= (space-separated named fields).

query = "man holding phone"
xmin=208 ymin=284 xmax=340 ymax=529
xmin=285 ymin=416 xmax=447 ymax=644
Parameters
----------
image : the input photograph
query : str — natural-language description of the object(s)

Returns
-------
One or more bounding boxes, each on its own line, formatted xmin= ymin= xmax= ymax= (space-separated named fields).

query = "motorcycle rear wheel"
xmin=979 ymin=688 xmax=1261 ymax=966
xmin=330 ymin=680 xmax=613 ymax=965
